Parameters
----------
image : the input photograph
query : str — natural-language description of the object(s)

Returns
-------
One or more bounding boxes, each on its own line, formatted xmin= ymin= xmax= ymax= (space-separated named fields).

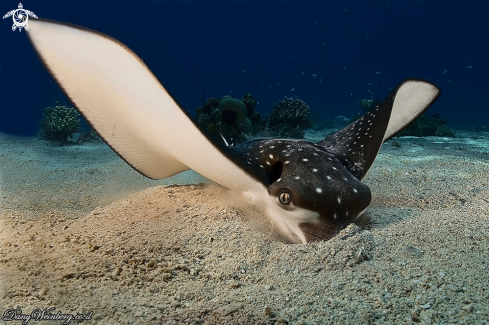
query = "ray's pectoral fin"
xmin=27 ymin=18 xmax=191 ymax=179
xmin=318 ymin=79 xmax=441 ymax=180
xmin=26 ymin=18 xmax=264 ymax=192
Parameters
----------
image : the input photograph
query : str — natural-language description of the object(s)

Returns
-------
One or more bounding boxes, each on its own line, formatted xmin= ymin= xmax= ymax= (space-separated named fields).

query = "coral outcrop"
xmin=268 ymin=97 xmax=313 ymax=139
xmin=357 ymin=98 xmax=380 ymax=112
xmin=399 ymin=113 xmax=455 ymax=137
xmin=219 ymin=96 xmax=247 ymax=125
xmin=39 ymin=102 xmax=81 ymax=142
xmin=195 ymin=94 xmax=265 ymax=145
xmin=435 ymin=124 xmax=456 ymax=137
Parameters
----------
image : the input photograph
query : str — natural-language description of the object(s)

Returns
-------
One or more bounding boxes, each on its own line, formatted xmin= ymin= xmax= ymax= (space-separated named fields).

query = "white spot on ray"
xmin=332 ymin=167 xmax=337 ymax=170
xmin=334 ymin=213 xmax=337 ymax=220
xmin=337 ymin=197 xmax=341 ymax=204
xmin=285 ymin=161 xmax=290 ymax=164
xmin=353 ymin=188 xmax=358 ymax=193
xmin=294 ymin=176 xmax=300 ymax=180
xmin=266 ymin=161 xmax=271 ymax=165
xmin=269 ymin=154 xmax=273 ymax=159
xmin=302 ymin=158 xmax=308 ymax=162
xmin=316 ymin=188 xmax=322 ymax=193
xmin=277 ymin=178 xmax=281 ymax=182
xmin=327 ymin=176 xmax=331 ymax=180
xmin=313 ymin=168 xmax=318 ymax=172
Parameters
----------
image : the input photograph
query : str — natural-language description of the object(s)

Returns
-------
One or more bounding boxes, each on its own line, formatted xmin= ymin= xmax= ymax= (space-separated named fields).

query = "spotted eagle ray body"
xmin=26 ymin=19 xmax=441 ymax=244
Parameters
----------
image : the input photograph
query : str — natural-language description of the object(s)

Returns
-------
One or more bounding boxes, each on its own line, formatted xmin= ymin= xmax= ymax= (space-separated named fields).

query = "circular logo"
xmin=13 ymin=9 xmax=28 ymax=28
xmin=3 ymin=3 xmax=38 ymax=32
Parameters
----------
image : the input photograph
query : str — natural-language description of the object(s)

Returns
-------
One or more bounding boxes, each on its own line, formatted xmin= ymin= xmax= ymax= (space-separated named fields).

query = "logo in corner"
xmin=3 ymin=3 xmax=37 ymax=32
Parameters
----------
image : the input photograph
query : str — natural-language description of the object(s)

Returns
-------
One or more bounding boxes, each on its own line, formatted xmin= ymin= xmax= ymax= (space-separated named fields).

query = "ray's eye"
xmin=279 ymin=191 xmax=291 ymax=205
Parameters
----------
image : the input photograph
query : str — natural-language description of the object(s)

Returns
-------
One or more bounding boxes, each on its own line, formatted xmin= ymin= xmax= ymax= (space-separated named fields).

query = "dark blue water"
xmin=1 ymin=0 xmax=488 ymax=136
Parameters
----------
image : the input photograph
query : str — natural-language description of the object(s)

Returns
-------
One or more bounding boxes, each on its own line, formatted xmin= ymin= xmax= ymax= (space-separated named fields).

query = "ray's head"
xmin=244 ymin=139 xmax=371 ymax=244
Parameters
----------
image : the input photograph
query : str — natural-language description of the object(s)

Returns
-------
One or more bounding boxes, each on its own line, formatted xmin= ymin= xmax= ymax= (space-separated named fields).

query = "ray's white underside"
xmin=27 ymin=19 xmax=263 ymax=195
xmin=383 ymin=80 xmax=440 ymax=141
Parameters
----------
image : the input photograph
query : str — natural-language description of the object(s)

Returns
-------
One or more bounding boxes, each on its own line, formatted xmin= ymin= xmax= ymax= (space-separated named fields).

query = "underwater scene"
xmin=1 ymin=0 xmax=488 ymax=324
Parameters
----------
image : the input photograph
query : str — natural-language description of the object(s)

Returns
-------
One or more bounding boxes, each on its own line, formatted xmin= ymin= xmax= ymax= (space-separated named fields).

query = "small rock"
xmin=298 ymin=320 xmax=311 ymax=325
xmin=134 ymin=311 xmax=144 ymax=317
xmin=420 ymin=304 xmax=430 ymax=309
xmin=174 ymin=264 xmax=187 ymax=271
xmin=447 ymin=285 xmax=462 ymax=292
xmin=214 ymin=303 xmax=242 ymax=316
xmin=112 ymin=267 xmax=122 ymax=277
xmin=404 ymin=245 xmax=423 ymax=258
xmin=228 ymin=281 xmax=240 ymax=288
xmin=354 ymin=247 xmax=367 ymax=263
xmin=62 ymin=272 xmax=75 ymax=280
xmin=88 ymin=243 xmax=100 ymax=252
xmin=338 ymin=224 xmax=361 ymax=240
xmin=462 ymin=304 xmax=473 ymax=312
xmin=265 ymin=285 xmax=271 ymax=290
xmin=264 ymin=306 xmax=275 ymax=317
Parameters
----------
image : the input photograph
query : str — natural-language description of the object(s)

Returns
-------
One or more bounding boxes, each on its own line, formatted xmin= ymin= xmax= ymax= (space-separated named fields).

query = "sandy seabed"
xmin=0 ymin=131 xmax=488 ymax=324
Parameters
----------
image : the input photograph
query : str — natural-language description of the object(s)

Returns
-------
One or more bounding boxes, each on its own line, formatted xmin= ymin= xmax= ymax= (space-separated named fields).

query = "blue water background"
xmin=1 ymin=0 xmax=488 ymax=136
